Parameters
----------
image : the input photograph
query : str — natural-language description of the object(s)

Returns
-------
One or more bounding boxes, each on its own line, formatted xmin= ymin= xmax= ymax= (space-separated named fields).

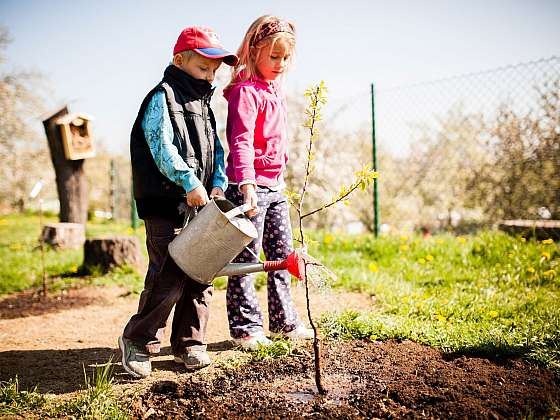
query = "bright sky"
xmin=1 ymin=0 xmax=559 ymax=154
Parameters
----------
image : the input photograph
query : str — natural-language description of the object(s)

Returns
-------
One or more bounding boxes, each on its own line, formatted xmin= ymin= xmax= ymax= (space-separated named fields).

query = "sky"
xmin=1 ymin=0 xmax=559 ymax=155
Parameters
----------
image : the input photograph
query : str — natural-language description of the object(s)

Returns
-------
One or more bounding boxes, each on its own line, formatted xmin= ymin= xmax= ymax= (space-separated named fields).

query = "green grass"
xmin=0 ymin=376 xmax=47 ymax=415
xmin=0 ymin=362 xmax=129 ymax=419
xmin=52 ymin=361 xmax=129 ymax=419
xmin=307 ymin=230 xmax=560 ymax=372
xmin=0 ymin=213 xmax=145 ymax=295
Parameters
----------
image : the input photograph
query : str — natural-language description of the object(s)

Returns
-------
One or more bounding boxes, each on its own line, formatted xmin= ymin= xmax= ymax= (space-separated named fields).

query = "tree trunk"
xmin=42 ymin=107 xmax=88 ymax=224
xmin=83 ymin=236 xmax=144 ymax=273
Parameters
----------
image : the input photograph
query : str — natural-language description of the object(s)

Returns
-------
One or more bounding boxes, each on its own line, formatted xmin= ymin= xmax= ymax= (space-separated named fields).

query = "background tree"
xmin=0 ymin=27 xmax=52 ymax=213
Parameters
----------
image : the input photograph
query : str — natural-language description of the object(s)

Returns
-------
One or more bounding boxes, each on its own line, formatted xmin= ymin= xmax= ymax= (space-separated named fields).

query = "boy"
xmin=119 ymin=26 xmax=238 ymax=378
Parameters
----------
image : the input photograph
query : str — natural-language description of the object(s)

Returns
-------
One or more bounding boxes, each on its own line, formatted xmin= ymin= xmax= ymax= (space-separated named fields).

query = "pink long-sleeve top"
xmin=224 ymin=76 xmax=288 ymax=187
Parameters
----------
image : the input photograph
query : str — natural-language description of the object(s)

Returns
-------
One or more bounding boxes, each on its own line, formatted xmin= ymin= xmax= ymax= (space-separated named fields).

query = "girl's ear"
xmin=249 ymin=46 xmax=257 ymax=60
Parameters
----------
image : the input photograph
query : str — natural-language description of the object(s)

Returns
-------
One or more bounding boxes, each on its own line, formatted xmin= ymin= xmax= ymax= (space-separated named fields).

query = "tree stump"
xmin=83 ymin=236 xmax=144 ymax=273
xmin=498 ymin=219 xmax=560 ymax=240
xmin=41 ymin=223 xmax=85 ymax=249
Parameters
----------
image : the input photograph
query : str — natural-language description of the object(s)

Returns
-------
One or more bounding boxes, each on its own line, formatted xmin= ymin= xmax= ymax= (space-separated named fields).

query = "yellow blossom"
xmin=436 ymin=239 xmax=444 ymax=245
xmin=527 ymin=267 xmax=535 ymax=273
xmin=418 ymin=258 xmax=426 ymax=264
xmin=489 ymin=310 xmax=499 ymax=318
xmin=426 ymin=255 xmax=434 ymax=261
xmin=368 ymin=263 xmax=379 ymax=273
xmin=519 ymin=237 xmax=526 ymax=242
xmin=457 ymin=236 xmax=466 ymax=244
xmin=543 ymin=270 xmax=556 ymax=278
xmin=542 ymin=239 xmax=554 ymax=245
xmin=434 ymin=314 xmax=446 ymax=322
xmin=400 ymin=235 xmax=408 ymax=242
xmin=400 ymin=244 xmax=408 ymax=251
xmin=323 ymin=233 xmax=335 ymax=245
xmin=541 ymin=252 xmax=551 ymax=261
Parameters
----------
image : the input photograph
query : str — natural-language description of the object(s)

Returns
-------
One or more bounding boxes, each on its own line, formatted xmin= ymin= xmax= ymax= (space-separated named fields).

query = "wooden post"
xmin=42 ymin=107 xmax=88 ymax=224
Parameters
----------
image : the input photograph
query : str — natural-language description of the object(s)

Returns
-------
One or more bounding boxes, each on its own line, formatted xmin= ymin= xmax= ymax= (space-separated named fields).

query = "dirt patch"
xmin=0 ymin=286 xmax=118 ymax=320
xmin=0 ymin=285 xmax=373 ymax=395
xmin=133 ymin=340 xmax=560 ymax=419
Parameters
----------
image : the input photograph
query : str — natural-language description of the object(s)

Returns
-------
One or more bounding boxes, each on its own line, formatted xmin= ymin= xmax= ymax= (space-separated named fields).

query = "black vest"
xmin=130 ymin=65 xmax=216 ymax=220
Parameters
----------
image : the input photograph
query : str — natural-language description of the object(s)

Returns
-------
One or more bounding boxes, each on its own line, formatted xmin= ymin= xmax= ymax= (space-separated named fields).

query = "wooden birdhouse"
xmin=56 ymin=112 xmax=95 ymax=160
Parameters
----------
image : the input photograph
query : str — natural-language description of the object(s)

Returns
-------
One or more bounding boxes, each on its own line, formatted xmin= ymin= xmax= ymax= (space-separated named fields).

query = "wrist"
xmin=240 ymin=183 xmax=256 ymax=194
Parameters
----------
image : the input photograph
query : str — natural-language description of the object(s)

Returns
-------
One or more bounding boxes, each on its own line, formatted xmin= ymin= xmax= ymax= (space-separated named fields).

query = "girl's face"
xmin=254 ymin=39 xmax=292 ymax=81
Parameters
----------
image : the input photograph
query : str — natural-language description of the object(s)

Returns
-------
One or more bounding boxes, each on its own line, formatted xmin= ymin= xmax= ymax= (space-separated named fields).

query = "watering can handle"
xmin=224 ymin=203 xmax=253 ymax=219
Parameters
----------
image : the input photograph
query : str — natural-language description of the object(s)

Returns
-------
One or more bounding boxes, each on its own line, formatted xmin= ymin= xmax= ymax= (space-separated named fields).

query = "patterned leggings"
xmin=225 ymin=186 xmax=301 ymax=338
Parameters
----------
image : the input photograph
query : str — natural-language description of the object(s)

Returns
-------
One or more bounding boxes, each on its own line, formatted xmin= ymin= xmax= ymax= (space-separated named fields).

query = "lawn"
xmin=307 ymin=229 xmax=560 ymax=372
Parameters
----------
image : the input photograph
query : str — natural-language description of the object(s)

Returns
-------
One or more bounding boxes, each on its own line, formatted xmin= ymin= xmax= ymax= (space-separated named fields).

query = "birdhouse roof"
xmin=56 ymin=112 xmax=95 ymax=125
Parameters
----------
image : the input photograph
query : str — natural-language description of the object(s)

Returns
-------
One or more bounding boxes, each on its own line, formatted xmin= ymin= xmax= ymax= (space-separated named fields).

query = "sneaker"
xmin=272 ymin=325 xmax=314 ymax=340
xmin=173 ymin=349 xmax=211 ymax=370
xmin=118 ymin=335 xmax=151 ymax=378
xmin=232 ymin=331 xmax=272 ymax=351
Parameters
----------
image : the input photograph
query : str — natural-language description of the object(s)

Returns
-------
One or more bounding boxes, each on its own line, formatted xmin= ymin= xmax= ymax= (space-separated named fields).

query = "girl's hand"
xmin=240 ymin=184 xmax=259 ymax=217
xmin=186 ymin=185 xmax=209 ymax=207
xmin=210 ymin=187 xmax=225 ymax=199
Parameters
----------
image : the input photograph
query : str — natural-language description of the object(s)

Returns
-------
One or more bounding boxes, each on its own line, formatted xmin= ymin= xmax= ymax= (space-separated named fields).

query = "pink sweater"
xmin=224 ymin=76 xmax=288 ymax=187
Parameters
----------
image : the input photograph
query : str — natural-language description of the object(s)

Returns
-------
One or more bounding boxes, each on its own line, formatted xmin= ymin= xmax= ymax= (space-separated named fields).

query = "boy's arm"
xmin=142 ymin=91 xmax=202 ymax=193
xmin=211 ymin=133 xmax=228 ymax=192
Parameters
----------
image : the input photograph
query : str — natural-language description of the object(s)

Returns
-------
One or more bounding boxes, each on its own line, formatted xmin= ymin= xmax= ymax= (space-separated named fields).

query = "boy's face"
xmin=175 ymin=53 xmax=222 ymax=83
xmin=254 ymin=39 xmax=291 ymax=81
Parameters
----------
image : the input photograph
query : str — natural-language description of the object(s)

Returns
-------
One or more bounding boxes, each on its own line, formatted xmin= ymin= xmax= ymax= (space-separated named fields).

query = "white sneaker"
xmin=272 ymin=325 xmax=314 ymax=340
xmin=232 ymin=331 xmax=272 ymax=351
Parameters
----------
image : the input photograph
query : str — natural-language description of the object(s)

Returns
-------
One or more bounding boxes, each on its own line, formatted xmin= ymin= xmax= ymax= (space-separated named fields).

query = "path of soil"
xmin=0 ymin=284 xmax=373 ymax=395
xmin=1 ymin=285 xmax=559 ymax=418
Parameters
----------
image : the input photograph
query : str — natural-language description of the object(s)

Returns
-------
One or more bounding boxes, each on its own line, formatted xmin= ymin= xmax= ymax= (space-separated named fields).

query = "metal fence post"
xmin=130 ymin=179 xmax=139 ymax=230
xmin=371 ymin=83 xmax=379 ymax=237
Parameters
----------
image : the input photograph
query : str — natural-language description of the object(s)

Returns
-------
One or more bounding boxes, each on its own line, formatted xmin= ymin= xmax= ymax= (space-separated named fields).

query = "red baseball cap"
xmin=173 ymin=26 xmax=238 ymax=66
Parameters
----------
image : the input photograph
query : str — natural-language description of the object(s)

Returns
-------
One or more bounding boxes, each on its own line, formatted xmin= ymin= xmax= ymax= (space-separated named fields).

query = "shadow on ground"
xmin=0 ymin=340 xmax=237 ymax=395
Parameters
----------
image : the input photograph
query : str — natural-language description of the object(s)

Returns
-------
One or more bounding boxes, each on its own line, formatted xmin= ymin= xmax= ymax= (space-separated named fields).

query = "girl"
xmin=223 ymin=15 xmax=313 ymax=350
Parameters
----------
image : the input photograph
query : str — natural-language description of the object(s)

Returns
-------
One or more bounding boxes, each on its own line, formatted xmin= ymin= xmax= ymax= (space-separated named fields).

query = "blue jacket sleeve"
xmin=212 ymin=134 xmax=228 ymax=191
xmin=141 ymin=91 xmax=202 ymax=193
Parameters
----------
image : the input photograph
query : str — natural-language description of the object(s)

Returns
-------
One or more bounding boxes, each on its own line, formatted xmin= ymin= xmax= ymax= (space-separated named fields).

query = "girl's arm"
xmin=227 ymin=85 xmax=259 ymax=187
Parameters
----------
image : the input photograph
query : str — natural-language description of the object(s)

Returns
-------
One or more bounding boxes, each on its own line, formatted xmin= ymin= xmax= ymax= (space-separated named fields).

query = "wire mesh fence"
xmin=368 ymin=56 xmax=560 ymax=233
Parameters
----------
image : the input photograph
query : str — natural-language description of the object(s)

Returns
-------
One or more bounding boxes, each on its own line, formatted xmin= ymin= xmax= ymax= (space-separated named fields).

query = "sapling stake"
xmin=289 ymin=82 xmax=378 ymax=395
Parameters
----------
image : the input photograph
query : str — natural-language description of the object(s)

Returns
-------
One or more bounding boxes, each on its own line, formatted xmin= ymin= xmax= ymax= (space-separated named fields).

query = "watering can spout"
xmin=215 ymin=250 xmax=303 ymax=280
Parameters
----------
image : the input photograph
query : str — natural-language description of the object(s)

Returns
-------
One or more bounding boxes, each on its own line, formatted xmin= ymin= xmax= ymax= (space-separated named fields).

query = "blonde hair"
xmin=227 ymin=15 xmax=296 ymax=89
xmin=172 ymin=50 xmax=196 ymax=66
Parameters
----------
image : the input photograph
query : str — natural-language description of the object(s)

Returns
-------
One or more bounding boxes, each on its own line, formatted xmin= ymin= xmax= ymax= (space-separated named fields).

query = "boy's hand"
xmin=210 ymin=187 xmax=225 ymax=199
xmin=240 ymin=184 xmax=259 ymax=217
xmin=186 ymin=185 xmax=209 ymax=207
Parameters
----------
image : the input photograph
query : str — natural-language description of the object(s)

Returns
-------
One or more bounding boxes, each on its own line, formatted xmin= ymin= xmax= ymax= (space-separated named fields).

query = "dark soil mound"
xmin=132 ymin=340 xmax=560 ymax=419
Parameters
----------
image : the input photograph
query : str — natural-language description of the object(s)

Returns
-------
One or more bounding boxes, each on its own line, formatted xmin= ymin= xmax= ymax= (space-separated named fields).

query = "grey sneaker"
xmin=118 ymin=335 xmax=151 ymax=378
xmin=174 ymin=349 xmax=211 ymax=370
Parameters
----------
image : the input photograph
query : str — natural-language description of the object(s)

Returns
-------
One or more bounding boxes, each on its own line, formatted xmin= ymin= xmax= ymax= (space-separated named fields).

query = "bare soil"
xmin=1 ymin=284 xmax=558 ymax=419
xmin=134 ymin=340 xmax=560 ymax=419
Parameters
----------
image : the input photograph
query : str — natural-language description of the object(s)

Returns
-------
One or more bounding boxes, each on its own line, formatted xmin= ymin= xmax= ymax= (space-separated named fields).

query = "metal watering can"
xmin=168 ymin=198 xmax=304 ymax=285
